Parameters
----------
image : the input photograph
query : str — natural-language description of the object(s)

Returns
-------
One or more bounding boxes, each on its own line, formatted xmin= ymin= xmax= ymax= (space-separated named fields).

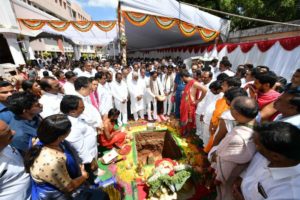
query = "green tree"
xmin=181 ymin=0 xmax=299 ymax=30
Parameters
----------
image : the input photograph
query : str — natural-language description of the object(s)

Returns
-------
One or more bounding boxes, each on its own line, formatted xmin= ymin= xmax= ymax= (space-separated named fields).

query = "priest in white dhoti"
xmin=128 ymin=72 xmax=145 ymax=121
xmin=39 ymin=77 xmax=64 ymax=118
xmin=111 ymin=72 xmax=129 ymax=126
xmin=146 ymin=71 xmax=165 ymax=121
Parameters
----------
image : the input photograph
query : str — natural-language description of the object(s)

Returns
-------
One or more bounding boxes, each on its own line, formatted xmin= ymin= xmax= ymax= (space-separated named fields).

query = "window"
xmin=55 ymin=0 xmax=57 ymax=3
xmin=63 ymin=2 xmax=66 ymax=9
xmin=72 ymin=10 xmax=76 ymax=18
xmin=59 ymin=0 xmax=62 ymax=6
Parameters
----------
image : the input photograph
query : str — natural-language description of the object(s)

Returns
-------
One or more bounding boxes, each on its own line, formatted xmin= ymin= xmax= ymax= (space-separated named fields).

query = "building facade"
xmin=21 ymin=0 xmax=95 ymax=59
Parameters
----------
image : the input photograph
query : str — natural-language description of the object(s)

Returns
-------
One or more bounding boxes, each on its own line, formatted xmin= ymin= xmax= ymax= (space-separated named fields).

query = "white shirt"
xmin=203 ymin=92 xmax=223 ymax=124
xmin=73 ymin=68 xmax=84 ymax=77
xmin=81 ymin=69 xmax=97 ymax=78
xmin=66 ymin=116 xmax=97 ymax=163
xmin=74 ymin=92 xmax=103 ymax=128
xmin=241 ymin=153 xmax=300 ymax=200
xmin=39 ymin=92 xmax=63 ymax=118
xmin=63 ymin=81 xmax=76 ymax=95
xmin=128 ymin=79 xmax=145 ymax=113
xmin=0 ymin=145 xmax=31 ymax=200
xmin=111 ymin=80 xmax=128 ymax=103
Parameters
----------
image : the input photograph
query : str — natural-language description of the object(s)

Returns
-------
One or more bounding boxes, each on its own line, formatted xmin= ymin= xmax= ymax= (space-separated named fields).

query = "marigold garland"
xmin=47 ymin=21 xmax=70 ymax=31
xmin=71 ymin=21 xmax=94 ymax=32
xmin=19 ymin=19 xmax=45 ymax=30
xmin=153 ymin=16 xmax=177 ymax=30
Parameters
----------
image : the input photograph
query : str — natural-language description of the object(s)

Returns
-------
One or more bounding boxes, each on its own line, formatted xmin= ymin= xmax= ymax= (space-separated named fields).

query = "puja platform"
xmin=97 ymin=119 xmax=213 ymax=200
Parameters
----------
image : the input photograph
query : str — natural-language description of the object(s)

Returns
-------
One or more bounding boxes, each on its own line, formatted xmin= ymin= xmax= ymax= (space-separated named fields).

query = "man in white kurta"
xmin=96 ymin=72 xmax=113 ymax=117
xmin=146 ymin=71 xmax=164 ymax=121
xmin=111 ymin=73 xmax=128 ymax=126
xmin=128 ymin=72 xmax=144 ymax=121
xmin=39 ymin=77 xmax=63 ymax=118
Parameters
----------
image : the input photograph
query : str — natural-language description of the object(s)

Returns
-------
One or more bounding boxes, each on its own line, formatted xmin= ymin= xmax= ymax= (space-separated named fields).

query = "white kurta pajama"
xmin=111 ymin=80 xmax=129 ymax=125
xmin=98 ymin=83 xmax=113 ymax=116
xmin=128 ymin=79 xmax=145 ymax=121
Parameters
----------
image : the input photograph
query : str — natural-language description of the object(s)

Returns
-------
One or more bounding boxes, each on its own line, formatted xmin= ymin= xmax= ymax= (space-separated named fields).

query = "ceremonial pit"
xmin=97 ymin=120 xmax=213 ymax=200
xmin=135 ymin=130 xmax=183 ymax=165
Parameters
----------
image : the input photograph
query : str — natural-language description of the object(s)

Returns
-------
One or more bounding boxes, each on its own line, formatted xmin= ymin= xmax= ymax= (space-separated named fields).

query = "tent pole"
xmin=118 ymin=1 xmax=127 ymax=66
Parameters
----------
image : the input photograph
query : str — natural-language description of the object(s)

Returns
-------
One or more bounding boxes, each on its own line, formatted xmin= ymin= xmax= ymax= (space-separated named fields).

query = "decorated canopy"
xmin=18 ymin=19 xmax=117 ymax=45
xmin=120 ymin=0 xmax=230 ymax=51
xmin=15 ymin=0 xmax=229 ymax=48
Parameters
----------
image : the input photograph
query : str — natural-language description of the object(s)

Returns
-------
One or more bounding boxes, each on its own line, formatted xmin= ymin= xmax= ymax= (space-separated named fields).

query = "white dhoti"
xmin=114 ymin=99 xmax=128 ymax=125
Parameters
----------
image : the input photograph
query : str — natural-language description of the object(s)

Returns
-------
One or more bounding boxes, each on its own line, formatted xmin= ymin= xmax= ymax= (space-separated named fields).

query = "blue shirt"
xmin=9 ymin=115 xmax=41 ymax=153
xmin=0 ymin=103 xmax=14 ymax=124
xmin=174 ymin=73 xmax=185 ymax=93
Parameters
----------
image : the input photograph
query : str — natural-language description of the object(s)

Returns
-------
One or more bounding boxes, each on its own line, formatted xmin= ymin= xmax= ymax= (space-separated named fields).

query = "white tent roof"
xmin=0 ymin=0 xmax=21 ymax=34
xmin=4 ymin=0 xmax=229 ymax=49
xmin=13 ymin=0 xmax=117 ymax=46
xmin=120 ymin=0 xmax=230 ymax=51
xmin=40 ymin=25 xmax=117 ymax=46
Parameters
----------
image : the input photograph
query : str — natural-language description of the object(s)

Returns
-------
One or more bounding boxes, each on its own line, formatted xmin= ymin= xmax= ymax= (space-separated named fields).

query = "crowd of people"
xmin=0 ymin=55 xmax=299 ymax=200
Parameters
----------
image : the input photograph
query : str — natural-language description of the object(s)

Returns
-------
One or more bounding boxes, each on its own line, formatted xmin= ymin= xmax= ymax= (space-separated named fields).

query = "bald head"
xmin=232 ymin=96 xmax=259 ymax=119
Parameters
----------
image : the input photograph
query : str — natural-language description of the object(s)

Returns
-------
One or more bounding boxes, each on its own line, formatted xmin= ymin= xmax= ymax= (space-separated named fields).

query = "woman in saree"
xmin=24 ymin=114 xmax=109 ymax=200
xmin=98 ymin=108 xmax=127 ymax=149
